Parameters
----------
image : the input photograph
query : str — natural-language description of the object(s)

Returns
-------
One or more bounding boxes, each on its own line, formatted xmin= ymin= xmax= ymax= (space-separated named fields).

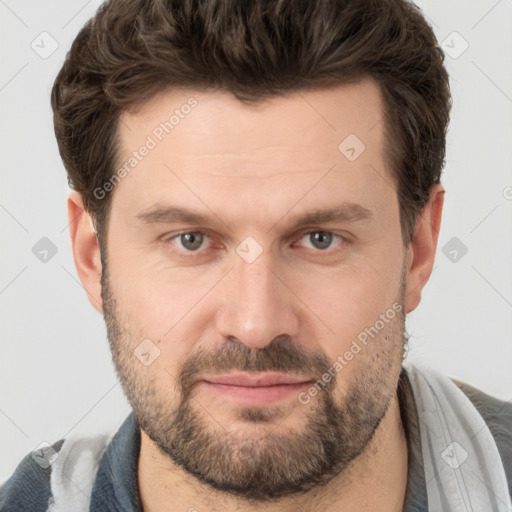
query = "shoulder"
xmin=451 ymin=378 xmax=512 ymax=443
xmin=451 ymin=378 xmax=512 ymax=493
xmin=0 ymin=439 xmax=65 ymax=512
xmin=0 ymin=432 xmax=113 ymax=512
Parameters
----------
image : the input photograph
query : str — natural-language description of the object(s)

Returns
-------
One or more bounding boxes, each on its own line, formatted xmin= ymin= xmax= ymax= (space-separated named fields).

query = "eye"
xmin=294 ymin=231 xmax=345 ymax=251
xmin=161 ymin=229 xmax=346 ymax=257
xmin=165 ymin=231 xmax=211 ymax=252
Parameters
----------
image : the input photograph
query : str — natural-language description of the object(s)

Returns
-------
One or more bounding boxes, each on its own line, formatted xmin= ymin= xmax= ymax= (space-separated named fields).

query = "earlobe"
xmin=67 ymin=191 xmax=104 ymax=314
xmin=404 ymin=184 xmax=445 ymax=314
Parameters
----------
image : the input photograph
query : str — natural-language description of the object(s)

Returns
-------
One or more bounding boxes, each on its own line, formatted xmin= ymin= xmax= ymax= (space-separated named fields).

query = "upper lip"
xmin=202 ymin=372 xmax=313 ymax=387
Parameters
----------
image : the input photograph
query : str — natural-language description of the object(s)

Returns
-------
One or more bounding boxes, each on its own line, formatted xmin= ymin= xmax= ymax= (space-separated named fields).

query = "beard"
xmin=100 ymin=256 xmax=408 ymax=503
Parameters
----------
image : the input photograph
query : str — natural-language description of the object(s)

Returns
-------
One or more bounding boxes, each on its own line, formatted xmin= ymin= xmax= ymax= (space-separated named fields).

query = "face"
xmin=100 ymin=79 xmax=409 ymax=501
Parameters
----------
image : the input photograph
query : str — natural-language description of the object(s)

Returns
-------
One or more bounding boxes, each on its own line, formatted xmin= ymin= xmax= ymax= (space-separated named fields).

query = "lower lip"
xmin=201 ymin=381 xmax=312 ymax=406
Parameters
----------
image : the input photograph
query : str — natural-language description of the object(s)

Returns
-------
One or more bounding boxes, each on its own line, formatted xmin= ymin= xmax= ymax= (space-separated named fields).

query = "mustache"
xmin=179 ymin=335 xmax=333 ymax=398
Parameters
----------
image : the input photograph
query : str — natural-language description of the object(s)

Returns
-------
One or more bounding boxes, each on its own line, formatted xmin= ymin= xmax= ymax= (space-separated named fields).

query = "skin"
xmin=68 ymin=78 xmax=444 ymax=511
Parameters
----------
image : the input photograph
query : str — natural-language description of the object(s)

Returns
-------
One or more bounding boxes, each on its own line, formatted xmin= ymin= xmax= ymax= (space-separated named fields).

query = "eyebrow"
xmin=135 ymin=202 xmax=373 ymax=231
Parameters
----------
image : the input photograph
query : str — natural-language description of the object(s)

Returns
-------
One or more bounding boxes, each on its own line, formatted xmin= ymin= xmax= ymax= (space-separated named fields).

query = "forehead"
xmin=110 ymin=79 xmax=395 ymax=229
xmin=119 ymin=79 xmax=385 ymax=160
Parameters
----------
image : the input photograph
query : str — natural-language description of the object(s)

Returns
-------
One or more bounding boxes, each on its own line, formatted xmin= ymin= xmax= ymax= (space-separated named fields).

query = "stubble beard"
xmin=100 ymin=259 xmax=407 ymax=502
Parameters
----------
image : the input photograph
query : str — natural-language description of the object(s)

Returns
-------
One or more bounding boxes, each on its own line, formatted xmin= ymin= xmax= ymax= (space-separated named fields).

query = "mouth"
xmin=199 ymin=372 xmax=314 ymax=406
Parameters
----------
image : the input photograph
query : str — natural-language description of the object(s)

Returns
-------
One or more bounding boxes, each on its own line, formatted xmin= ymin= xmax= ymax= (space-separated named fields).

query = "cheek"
xmin=108 ymin=248 xmax=218 ymax=326
xmin=106 ymin=265 xmax=221 ymax=379
xmin=288 ymin=260 xmax=402 ymax=349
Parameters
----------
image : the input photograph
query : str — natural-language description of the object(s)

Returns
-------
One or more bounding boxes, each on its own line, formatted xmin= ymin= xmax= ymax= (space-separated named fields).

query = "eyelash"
xmin=160 ymin=230 xmax=348 ymax=257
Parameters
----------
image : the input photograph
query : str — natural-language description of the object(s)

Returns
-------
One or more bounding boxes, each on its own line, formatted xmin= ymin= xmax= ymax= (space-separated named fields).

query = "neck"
xmin=137 ymin=393 xmax=408 ymax=512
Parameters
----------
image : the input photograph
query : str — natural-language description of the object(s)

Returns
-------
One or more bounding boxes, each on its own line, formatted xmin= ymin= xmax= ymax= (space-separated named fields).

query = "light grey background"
xmin=1 ymin=0 xmax=511 ymax=482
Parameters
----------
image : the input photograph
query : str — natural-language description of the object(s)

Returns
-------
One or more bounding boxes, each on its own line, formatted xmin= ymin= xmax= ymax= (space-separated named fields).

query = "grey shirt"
xmin=1 ymin=367 xmax=511 ymax=511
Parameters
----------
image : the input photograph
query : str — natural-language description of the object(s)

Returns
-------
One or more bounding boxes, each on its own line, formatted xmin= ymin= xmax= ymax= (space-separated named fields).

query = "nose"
xmin=214 ymin=251 xmax=300 ymax=350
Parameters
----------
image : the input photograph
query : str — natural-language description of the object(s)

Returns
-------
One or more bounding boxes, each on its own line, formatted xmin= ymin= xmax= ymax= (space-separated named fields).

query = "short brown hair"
xmin=51 ymin=0 xmax=451 ymax=250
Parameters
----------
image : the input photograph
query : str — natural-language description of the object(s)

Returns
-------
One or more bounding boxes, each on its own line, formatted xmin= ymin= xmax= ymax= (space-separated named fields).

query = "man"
xmin=1 ymin=0 xmax=511 ymax=510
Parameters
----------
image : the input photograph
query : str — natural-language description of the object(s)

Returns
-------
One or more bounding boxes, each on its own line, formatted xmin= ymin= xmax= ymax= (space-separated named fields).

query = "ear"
xmin=67 ymin=191 xmax=104 ymax=314
xmin=404 ymin=183 xmax=445 ymax=314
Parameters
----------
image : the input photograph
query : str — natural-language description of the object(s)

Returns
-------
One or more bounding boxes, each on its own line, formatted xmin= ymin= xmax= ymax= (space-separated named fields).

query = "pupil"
xmin=311 ymin=232 xmax=331 ymax=250
xmin=182 ymin=232 xmax=203 ymax=250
